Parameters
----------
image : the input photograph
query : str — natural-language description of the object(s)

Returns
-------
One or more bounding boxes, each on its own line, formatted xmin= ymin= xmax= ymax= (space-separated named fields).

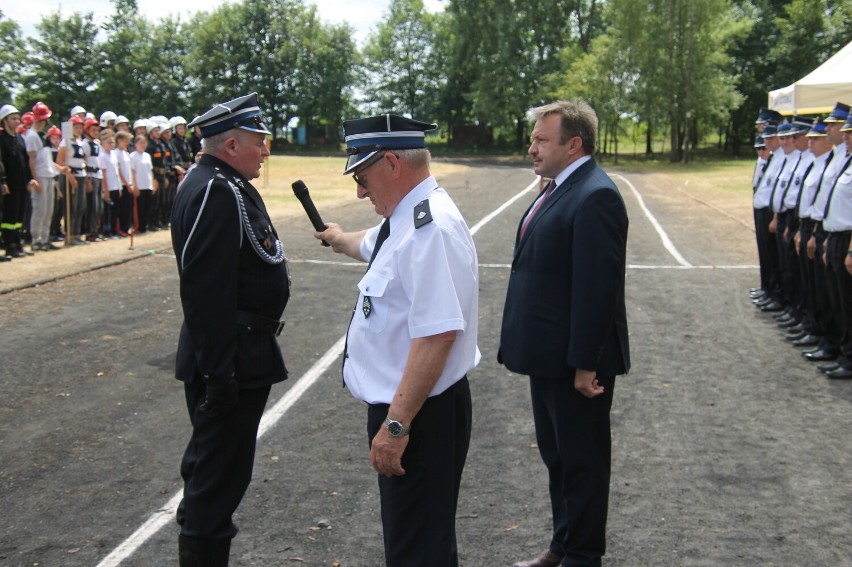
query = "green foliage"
xmin=362 ymin=0 xmax=440 ymax=118
xmin=18 ymin=11 xmax=101 ymax=118
xmin=2 ymin=0 xmax=847 ymax=158
xmin=0 ymin=11 xmax=25 ymax=102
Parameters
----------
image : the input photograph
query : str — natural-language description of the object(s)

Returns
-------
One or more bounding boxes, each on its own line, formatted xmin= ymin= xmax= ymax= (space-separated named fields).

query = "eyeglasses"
xmin=352 ymin=151 xmax=397 ymax=188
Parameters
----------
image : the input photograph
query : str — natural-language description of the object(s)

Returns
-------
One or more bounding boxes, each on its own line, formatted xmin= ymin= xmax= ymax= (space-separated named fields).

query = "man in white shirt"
xmin=317 ymin=114 xmax=480 ymax=567
xmin=753 ymin=124 xmax=786 ymax=311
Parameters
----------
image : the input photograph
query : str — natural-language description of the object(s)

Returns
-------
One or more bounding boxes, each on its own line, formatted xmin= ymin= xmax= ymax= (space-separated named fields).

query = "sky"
xmin=8 ymin=0 xmax=446 ymax=46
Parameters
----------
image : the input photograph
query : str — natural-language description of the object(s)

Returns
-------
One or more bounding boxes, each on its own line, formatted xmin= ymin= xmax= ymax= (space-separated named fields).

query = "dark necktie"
xmin=822 ymin=154 xmax=852 ymax=220
xmin=808 ymin=151 xmax=835 ymax=208
xmin=342 ymin=218 xmax=391 ymax=380
xmin=768 ymin=156 xmax=788 ymax=211
xmin=520 ymin=180 xmax=556 ymax=240
xmin=367 ymin=218 xmax=390 ymax=267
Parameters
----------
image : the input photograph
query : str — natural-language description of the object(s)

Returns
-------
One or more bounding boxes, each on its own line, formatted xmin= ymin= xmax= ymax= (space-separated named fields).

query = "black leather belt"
xmin=236 ymin=310 xmax=285 ymax=336
xmin=70 ymin=166 xmax=84 ymax=174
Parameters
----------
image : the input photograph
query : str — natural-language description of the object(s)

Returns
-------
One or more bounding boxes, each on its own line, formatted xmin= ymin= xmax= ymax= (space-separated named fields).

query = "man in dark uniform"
xmin=0 ymin=104 xmax=37 ymax=260
xmin=171 ymin=116 xmax=194 ymax=170
xmin=161 ymin=123 xmax=184 ymax=227
xmin=146 ymin=121 xmax=167 ymax=230
xmin=171 ymin=93 xmax=290 ymax=567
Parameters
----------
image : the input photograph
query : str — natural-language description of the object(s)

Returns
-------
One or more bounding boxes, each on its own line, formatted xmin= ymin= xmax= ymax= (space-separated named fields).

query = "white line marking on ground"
xmin=611 ymin=173 xmax=693 ymax=268
xmin=98 ymin=176 xmax=538 ymax=565
xmin=95 ymin=336 xmax=347 ymax=567
xmin=469 ymin=177 xmax=539 ymax=236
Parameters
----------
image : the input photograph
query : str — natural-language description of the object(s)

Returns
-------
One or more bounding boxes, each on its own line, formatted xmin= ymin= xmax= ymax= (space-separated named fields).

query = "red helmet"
xmin=70 ymin=115 xmax=85 ymax=126
xmin=84 ymin=118 xmax=100 ymax=131
xmin=32 ymin=101 xmax=52 ymax=121
xmin=20 ymin=112 xmax=35 ymax=127
xmin=47 ymin=125 xmax=62 ymax=138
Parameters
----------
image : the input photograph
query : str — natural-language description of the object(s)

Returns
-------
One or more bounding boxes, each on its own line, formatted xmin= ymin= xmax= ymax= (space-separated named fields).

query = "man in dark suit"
xmin=171 ymin=93 xmax=290 ymax=566
xmin=499 ymin=100 xmax=630 ymax=567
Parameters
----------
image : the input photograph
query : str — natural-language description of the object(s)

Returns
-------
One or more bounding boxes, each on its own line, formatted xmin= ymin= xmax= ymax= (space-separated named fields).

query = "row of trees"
xmin=1 ymin=0 xmax=850 ymax=161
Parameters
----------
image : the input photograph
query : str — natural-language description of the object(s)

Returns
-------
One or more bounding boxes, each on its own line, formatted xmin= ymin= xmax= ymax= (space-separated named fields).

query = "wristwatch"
xmin=384 ymin=416 xmax=410 ymax=437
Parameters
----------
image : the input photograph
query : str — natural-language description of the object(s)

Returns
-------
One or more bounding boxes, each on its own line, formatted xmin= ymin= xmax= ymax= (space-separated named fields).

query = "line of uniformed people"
xmin=750 ymin=101 xmax=852 ymax=380
xmin=0 ymin=102 xmax=201 ymax=260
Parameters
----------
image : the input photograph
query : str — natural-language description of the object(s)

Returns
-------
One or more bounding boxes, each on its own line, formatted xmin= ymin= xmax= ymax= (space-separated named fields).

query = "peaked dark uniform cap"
xmin=756 ymin=108 xmax=783 ymax=125
xmin=824 ymin=102 xmax=850 ymax=123
xmin=753 ymin=134 xmax=766 ymax=148
xmin=762 ymin=124 xmax=778 ymax=138
xmin=791 ymin=115 xmax=814 ymax=133
xmin=187 ymin=92 xmax=271 ymax=138
xmin=806 ymin=119 xmax=829 ymax=137
xmin=342 ymin=114 xmax=437 ymax=174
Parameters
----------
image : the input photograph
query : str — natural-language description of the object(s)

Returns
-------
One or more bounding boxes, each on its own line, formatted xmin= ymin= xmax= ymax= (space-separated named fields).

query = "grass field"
xmin=257 ymin=155 xmax=473 ymax=216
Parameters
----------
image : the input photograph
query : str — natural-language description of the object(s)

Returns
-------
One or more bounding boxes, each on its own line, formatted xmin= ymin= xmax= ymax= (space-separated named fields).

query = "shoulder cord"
xmin=226 ymin=179 xmax=287 ymax=266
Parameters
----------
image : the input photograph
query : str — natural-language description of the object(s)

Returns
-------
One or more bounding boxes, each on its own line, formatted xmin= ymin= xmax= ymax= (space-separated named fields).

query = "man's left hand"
xmin=370 ymin=427 xmax=408 ymax=477
xmin=574 ymin=368 xmax=604 ymax=398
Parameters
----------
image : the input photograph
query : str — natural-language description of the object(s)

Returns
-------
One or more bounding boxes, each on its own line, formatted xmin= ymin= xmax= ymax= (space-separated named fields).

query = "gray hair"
xmin=395 ymin=148 xmax=431 ymax=170
xmin=530 ymin=100 xmax=598 ymax=155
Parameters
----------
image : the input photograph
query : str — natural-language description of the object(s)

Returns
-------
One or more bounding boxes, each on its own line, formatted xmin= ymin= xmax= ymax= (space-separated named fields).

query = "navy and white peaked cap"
xmin=188 ymin=92 xmax=271 ymax=138
xmin=343 ymin=114 xmax=437 ymax=174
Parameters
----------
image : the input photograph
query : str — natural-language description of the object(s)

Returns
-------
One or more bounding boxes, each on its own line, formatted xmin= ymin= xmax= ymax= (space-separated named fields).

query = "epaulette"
xmin=414 ymin=199 xmax=433 ymax=228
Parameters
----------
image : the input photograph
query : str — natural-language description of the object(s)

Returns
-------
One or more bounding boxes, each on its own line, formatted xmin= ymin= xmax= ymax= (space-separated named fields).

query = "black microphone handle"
xmin=292 ymin=180 xmax=330 ymax=246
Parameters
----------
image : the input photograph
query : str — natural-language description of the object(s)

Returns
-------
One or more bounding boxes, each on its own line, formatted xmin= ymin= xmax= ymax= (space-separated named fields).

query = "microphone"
xmin=292 ymin=180 xmax=329 ymax=246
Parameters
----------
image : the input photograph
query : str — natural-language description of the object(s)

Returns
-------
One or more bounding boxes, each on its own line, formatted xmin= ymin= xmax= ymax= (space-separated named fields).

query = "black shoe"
xmin=0 ymin=254 xmax=10 ymax=262
xmin=774 ymin=312 xmax=795 ymax=322
xmin=778 ymin=318 xmax=801 ymax=329
xmin=793 ymin=334 xmax=820 ymax=347
xmin=753 ymin=296 xmax=772 ymax=306
xmin=785 ymin=329 xmax=808 ymax=341
xmin=42 ymin=242 xmax=60 ymax=251
xmin=817 ymin=362 xmax=840 ymax=373
xmin=760 ymin=301 xmax=784 ymax=312
xmin=803 ymin=349 xmax=836 ymax=362
xmin=825 ymin=367 xmax=852 ymax=379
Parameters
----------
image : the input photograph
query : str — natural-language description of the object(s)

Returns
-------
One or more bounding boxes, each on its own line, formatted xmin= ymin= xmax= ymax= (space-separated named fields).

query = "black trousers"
xmin=825 ymin=232 xmax=852 ymax=368
xmin=530 ymin=373 xmax=616 ymax=567
xmin=1 ymin=184 xmax=27 ymax=249
xmin=755 ymin=207 xmax=781 ymax=300
xmin=137 ymin=191 xmax=152 ymax=232
xmin=813 ymin=229 xmax=840 ymax=354
xmin=797 ymin=220 xmax=819 ymax=334
xmin=776 ymin=211 xmax=801 ymax=313
xmin=177 ymin=379 xmax=271 ymax=542
xmin=367 ymin=377 xmax=471 ymax=567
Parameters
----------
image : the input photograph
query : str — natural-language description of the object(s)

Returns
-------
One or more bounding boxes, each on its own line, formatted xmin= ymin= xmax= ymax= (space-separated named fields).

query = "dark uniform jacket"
xmin=0 ymin=130 xmax=32 ymax=190
xmin=498 ymin=158 xmax=630 ymax=378
xmin=146 ymin=138 xmax=167 ymax=176
xmin=171 ymin=154 xmax=290 ymax=389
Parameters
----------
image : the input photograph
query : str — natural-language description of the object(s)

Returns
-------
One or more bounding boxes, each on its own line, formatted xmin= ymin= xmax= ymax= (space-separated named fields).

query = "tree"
xmin=18 ymin=11 xmax=101 ymax=118
xmin=187 ymin=0 xmax=311 ymax=137
xmin=293 ymin=20 xmax=359 ymax=144
xmin=362 ymin=0 xmax=440 ymax=118
xmin=0 ymin=11 xmax=26 ymax=102
xmin=96 ymin=0 xmax=157 ymax=118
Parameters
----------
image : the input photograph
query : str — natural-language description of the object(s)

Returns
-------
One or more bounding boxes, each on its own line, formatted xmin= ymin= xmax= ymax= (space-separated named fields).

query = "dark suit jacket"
xmin=499 ymin=157 xmax=630 ymax=378
xmin=171 ymin=154 xmax=290 ymax=389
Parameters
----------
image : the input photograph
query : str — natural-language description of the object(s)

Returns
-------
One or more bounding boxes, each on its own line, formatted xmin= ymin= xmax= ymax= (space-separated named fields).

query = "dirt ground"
xmin=0 ymin=159 xmax=850 ymax=567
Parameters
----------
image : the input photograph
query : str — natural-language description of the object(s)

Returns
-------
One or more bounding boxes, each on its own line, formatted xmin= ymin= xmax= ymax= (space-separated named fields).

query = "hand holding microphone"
xmin=291 ymin=180 xmax=329 ymax=247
